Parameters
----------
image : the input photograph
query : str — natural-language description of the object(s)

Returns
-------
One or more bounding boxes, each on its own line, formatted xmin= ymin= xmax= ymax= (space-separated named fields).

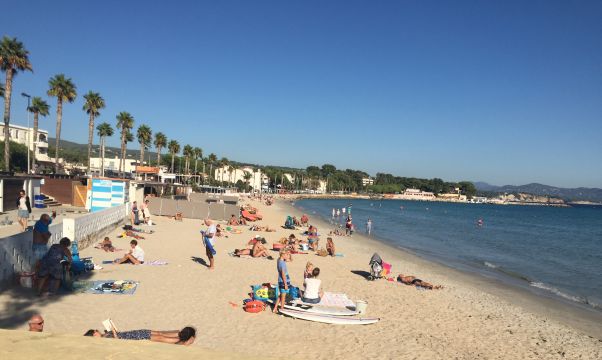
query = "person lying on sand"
xmin=234 ymin=239 xmax=271 ymax=258
xmin=249 ymin=225 xmax=276 ymax=232
xmin=84 ymin=326 xmax=196 ymax=345
xmin=329 ymin=229 xmax=344 ymax=236
xmin=397 ymin=274 xmax=442 ymax=289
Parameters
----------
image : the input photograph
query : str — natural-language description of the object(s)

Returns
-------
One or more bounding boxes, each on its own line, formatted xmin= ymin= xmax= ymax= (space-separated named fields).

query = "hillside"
xmin=475 ymin=182 xmax=602 ymax=202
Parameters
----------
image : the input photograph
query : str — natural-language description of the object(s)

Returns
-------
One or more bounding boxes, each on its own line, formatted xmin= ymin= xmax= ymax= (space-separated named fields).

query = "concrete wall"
xmin=147 ymin=197 xmax=238 ymax=221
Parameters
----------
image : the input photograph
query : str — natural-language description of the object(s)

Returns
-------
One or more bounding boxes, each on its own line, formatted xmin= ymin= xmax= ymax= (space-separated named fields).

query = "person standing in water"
xmin=366 ymin=218 xmax=372 ymax=235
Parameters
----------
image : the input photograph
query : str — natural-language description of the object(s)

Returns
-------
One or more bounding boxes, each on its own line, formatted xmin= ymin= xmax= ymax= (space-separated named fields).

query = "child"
xmin=304 ymin=261 xmax=314 ymax=279
xmin=273 ymin=249 xmax=291 ymax=313
xmin=326 ymin=237 xmax=335 ymax=257
xmin=101 ymin=237 xmax=115 ymax=252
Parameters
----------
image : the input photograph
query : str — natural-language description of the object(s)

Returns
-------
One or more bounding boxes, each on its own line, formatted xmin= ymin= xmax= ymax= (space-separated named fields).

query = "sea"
xmin=293 ymin=198 xmax=602 ymax=311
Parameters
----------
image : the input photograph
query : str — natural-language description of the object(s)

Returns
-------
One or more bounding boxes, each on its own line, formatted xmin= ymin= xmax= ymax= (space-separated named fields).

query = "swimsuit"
xmin=116 ymin=329 xmax=151 ymax=340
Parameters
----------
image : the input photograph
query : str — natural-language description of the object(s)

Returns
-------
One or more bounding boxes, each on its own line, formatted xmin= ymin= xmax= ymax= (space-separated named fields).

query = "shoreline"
xmin=285 ymin=198 xmax=602 ymax=339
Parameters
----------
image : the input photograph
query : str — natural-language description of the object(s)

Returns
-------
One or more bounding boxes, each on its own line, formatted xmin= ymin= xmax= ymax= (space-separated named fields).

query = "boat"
xmin=279 ymin=308 xmax=379 ymax=325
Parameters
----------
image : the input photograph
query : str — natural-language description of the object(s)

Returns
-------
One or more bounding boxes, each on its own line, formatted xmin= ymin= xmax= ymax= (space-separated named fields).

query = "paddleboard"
xmin=279 ymin=308 xmax=379 ymax=325
xmin=268 ymin=300 xmax=359 ymax=316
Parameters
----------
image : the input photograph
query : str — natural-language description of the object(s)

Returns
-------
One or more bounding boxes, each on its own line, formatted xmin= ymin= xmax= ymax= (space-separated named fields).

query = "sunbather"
xmin=228 ymin=214 xmax=240 ymax=226
xmin=326 ymin=237 xmax=335 ymax=257
xmin=300 ymin=214 xmax=309 ymax=226
xmin=239 ymin=216 xmax=247 ymax=225
xmin=234 ymin=239 xmax=270 ymax=258
xmin=98 ymin=237 xmax=115 ymax=252
xmin=397 ymin=274 xmax=442 ymax=289
xmin=84 ymin=326 xmax=196 ymax=345
xmin=249 ymin=225 xmax=275 ymax=232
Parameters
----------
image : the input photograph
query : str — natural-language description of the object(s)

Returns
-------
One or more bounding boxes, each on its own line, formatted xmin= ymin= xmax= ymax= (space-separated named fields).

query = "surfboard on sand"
xmin=267 ymin=300 xmax=360 ymax=316
xmin=279 ymin=308 xmax=379 ymax=325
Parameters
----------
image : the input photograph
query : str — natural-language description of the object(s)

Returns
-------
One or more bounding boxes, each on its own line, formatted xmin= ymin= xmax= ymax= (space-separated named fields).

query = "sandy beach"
xmin=1 ymin=196 xmax=601 ymax=359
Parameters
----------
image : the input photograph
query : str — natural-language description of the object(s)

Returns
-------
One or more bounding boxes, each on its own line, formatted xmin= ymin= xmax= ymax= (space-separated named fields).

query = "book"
xmin=102 ymin=319 xmax=117 ymax=333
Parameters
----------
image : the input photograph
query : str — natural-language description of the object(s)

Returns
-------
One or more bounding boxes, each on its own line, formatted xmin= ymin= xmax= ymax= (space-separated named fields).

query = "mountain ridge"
xmin=475 ymin=182 xmax=602 ymax=202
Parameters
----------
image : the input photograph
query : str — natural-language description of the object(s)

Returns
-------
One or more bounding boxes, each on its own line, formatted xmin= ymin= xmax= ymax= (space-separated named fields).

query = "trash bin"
xmin=34 ymin=195 xmax=45 ymax=208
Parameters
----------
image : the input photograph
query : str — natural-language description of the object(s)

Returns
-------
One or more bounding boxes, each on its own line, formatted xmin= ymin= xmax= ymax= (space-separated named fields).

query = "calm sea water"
xmin=294 ymin=199 xmax=602 ymax=311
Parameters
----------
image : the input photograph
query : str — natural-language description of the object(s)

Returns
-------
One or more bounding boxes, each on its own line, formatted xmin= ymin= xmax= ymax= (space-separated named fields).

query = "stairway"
xmin=39 ymin=194 xmax=62 ymax=207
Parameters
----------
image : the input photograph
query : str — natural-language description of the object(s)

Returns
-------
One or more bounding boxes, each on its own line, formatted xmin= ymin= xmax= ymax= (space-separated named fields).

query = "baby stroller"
xmin=368 ymin=253 xmax=383 ymax=281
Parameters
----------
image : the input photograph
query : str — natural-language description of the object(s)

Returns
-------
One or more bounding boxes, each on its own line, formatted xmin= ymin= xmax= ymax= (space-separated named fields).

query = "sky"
xmin=2 ymin=0 xmax=601 ymax=188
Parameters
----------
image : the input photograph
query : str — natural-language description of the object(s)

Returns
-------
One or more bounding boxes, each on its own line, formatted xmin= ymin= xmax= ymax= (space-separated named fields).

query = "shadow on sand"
xmin=350 ymin=270 xmax=372 ymax=280
xmin=0 ymin=271 xmax=95 ymax=330
xmin=191 ymin=256 xmax=209 ymax=268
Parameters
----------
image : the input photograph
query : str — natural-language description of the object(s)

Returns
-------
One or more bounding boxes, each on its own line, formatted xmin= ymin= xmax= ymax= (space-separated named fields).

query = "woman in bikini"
xmin=397 ymin=274 xmax=442 ymax=289
xmin=84 ymin=326 xmax=196 ymax=345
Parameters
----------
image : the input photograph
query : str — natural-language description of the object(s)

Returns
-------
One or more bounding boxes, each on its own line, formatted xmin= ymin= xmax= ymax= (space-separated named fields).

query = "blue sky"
xmin=2 ymin=1 xmax=601 ymax=188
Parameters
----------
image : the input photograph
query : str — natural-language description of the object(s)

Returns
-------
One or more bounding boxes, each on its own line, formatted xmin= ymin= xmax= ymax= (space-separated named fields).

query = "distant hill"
xmin=50 ymin=138 xmax=158 ymax=160
xmin=475 ymin=182 xmax=602 ymax=202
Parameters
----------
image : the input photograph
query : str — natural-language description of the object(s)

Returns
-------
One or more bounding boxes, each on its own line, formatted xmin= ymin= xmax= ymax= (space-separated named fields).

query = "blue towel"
xmin=204 ymin=237 xmax=216 ymax=256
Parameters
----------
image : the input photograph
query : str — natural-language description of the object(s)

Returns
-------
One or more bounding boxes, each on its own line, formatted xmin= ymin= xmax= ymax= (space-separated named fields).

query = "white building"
xmin=214 ymin=166 xmax=267 ymax=191
xmin=362 ymin=177 xmax=374 ymax=186
xmin=89 ymin=156 xmax=143 ymax=175
xmin=0 ymin=123 xmax=53 ymax=163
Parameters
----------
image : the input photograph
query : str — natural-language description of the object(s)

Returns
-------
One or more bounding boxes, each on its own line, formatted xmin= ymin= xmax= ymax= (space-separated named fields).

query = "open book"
xmin=102 ymin=319 xmax=118 ymax=333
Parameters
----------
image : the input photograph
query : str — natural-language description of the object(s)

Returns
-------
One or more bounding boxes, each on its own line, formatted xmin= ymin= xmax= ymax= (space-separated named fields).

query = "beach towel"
xmin=72 ymin=280 xmax=139 ymax=295
xmin=143 ymin=260 xmax=168 ymax=266
xmin=204 ymin=237 xmax=217 ymax=256
xmin=228 ymin=252 xmax=273 ymax=260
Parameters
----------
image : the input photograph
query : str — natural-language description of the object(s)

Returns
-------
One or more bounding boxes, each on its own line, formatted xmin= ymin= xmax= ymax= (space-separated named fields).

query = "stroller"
xmin=368 ymin=253 xmax=384 ymax=281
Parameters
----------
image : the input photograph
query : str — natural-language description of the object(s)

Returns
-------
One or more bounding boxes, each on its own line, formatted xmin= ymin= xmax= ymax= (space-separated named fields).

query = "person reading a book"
xmin=85 ymin=324 xmax=196 ymax=345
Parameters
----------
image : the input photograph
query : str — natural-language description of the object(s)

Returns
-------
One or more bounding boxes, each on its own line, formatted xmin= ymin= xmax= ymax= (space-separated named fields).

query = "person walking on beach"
xmin=202 ymin=219 xmax=217 ymax=270
xmin=17 ymin=190 xmax=32 ymax=232
xmin=366 ymin=218 xmax=372 ymax=235
xmin=273 ymin=249 xmax=291 ymax=313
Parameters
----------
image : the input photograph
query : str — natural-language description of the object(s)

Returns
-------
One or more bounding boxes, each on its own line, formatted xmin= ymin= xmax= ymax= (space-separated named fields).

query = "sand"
xmin=0 ymin=196 xmax=601 ymax=359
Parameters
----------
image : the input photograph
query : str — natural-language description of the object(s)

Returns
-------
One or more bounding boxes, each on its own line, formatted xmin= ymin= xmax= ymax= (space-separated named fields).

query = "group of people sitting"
xmin=233 ymin=237 xmax=272 ymax=259
xmin=228 ymin=214 xmax=248 ymax=226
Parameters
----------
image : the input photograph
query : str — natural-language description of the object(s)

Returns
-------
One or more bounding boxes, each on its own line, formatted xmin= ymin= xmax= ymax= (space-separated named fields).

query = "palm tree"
xmin=136 ymin=125 xmax=152 ymax=165
xmin=168 ymin=140 xmax=180 ymax=173
xmin=153 ymin=132 xmax=167 ymax=166
xmin=183 ymin=144 xmax=193 ymax=174
xmin=243 ymin=171 xmax=252 ymax=192
xmin=48 ymin=74 xmax=77 ymax=173
xmin=96 ymin=122 xmax=113 ymax=177
xmin=220 ymin=157 xmax=229 ymax=184
xmin=193 ymin=147 xmax=202 ymax=175
xmin=83 ymin=91 xmax=105 ymax=173
xmin=116 ymin=112 xmax=134 ymax=175
xmin=208 ymin=153 xmax=217 ymax=181
xmin=27 ymin=97 xmax=50 ymax=172
xmin=1 ymin=36 xmax=32 ymax=171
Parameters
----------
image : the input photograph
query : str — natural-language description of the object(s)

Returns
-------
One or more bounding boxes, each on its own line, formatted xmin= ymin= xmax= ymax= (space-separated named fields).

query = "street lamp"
xmin=21 ymin=93 xmax=31 ymax=173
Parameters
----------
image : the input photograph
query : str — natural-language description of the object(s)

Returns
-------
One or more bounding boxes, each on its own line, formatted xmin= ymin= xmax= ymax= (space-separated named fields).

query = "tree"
xmin=27 ymin=97 xmax=50 ymax=172
xmin=116 ymin=112 xmax=134 ymax=175
xmin=193 ymin=147 xmax=202 ymax=175
xmin=220 ymin=157 xmax=229 ymax=183
xmin=243 ymin=171 xmax=252 ymax=192
xmin=458 ymin=181 xmax=477 ymax=198
xmin=96 ymin=122 xmax=113 ymax=177
xmin=1 ymin=36 xmax=32 ymax=171
xmin=207 ymin=153 xmax=217 ymax=180
xmin=168 ymin=140 xmax=180 ymax=173
xmin=48 ymin=74 xmax=77 ymax=173
xmin=82 ymin=91 xmax=105 ymax=173
xmin=136 ymin=124 xmax=152 ymax=164
xmin=182 ymin=144 xmax=192 ymax=174
xmin=153 ymin=132 xmax=167 ymax=166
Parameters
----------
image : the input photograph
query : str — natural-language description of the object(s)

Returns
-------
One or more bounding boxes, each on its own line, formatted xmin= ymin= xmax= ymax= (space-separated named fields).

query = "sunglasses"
xmin=30 ymin=321 xmax=44 ymax=325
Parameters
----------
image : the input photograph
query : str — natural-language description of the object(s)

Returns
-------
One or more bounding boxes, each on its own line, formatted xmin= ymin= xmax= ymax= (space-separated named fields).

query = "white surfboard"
xmin=279 ymin=308 xmax=379 ymax=325
xmin=268 ymin=300 xmax=360 ymax=316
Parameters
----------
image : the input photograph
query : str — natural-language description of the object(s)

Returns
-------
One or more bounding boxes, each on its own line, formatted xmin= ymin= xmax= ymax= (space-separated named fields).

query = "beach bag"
xmin=244 ymin=300 xmax=266 ymax=313
xmin=289 ymin=286 xmax=300 ymax=299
